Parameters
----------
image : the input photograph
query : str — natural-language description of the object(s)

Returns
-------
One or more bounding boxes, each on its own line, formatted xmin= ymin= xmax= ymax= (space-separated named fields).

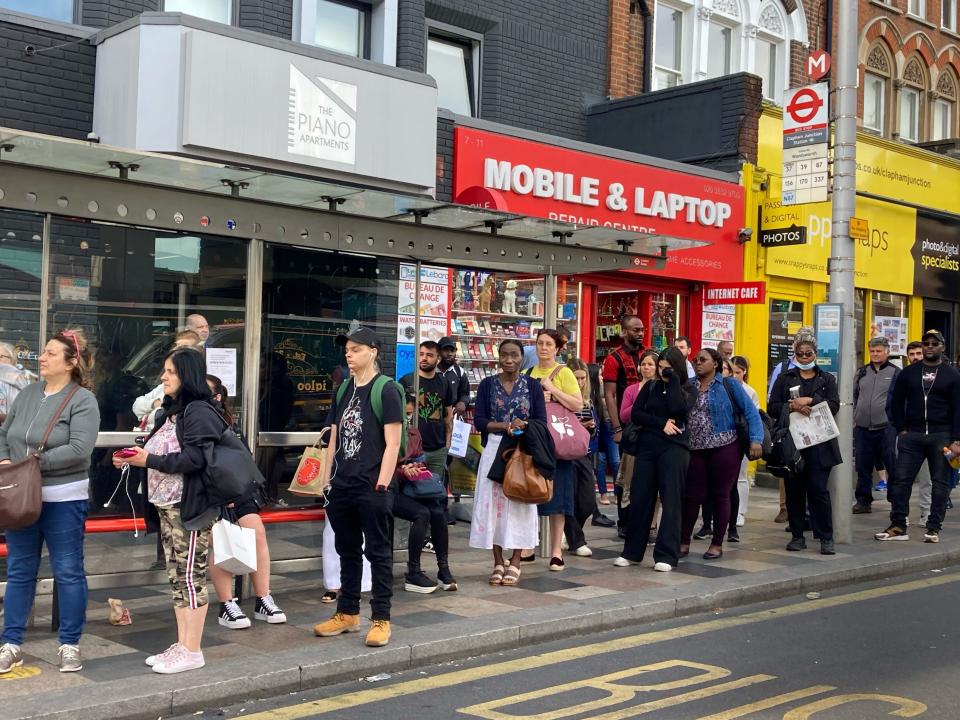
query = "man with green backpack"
xmin=313 ymin=327 xmax=404 ymax=648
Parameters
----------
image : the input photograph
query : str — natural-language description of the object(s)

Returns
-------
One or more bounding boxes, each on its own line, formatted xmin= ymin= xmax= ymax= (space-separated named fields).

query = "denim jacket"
xmin=696 ymin=375 xmax=765 ymax=444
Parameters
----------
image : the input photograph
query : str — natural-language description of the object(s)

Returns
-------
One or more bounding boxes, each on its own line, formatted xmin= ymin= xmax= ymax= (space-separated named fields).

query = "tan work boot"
xmin=314 ymin=612 xmax=361 ymax=637
xmin=365 ymin=619 xmax=391 ymax=647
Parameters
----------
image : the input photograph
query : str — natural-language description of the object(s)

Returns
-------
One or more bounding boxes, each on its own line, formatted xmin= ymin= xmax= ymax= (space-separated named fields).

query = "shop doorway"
xmin=924 ymin=299 xmax=957 ymax=362
xmin=768 ymin=297 xmax=805 ymax=384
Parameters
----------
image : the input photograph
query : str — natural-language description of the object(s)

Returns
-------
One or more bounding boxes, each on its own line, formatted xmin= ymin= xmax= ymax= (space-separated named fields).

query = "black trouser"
xmin=393 ymin=491 xmax=448 ymax=571
xmin=326 ymin=483 xmax=394 ymax=621
xmin=890 ymin=431 xmax=952 ymax=532
xmin=564 ymin=455 xmax=599 ymax=550
xmin=854 ymin=425 xmax=897 ymax=506
xmin=700 ymin=485 xmax=740 ymax=534
xmin=785 ymin=453 xmax=832 ymax=541
xmin=621 ymin=439 xmax=688 ymax=567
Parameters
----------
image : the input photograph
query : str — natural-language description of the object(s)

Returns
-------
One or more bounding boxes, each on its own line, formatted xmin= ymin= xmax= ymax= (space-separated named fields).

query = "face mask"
xmin=796 ymin=360 xmax=817 ymax=371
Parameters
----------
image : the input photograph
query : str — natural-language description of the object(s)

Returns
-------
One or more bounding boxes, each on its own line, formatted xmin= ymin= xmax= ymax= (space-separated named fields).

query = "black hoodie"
xmin=890 ymin=361 xmax=960 ymax=437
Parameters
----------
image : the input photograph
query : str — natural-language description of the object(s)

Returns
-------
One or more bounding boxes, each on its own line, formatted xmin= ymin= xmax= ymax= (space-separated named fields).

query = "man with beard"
xmin=400 ymin=341 xmax=454 ymax=481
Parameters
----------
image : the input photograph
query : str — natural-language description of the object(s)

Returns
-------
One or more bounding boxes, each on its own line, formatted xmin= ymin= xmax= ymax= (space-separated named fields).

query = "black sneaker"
xmin=727 ymin=528 xmax=740 ymax=543
xmin=693 ymin=524 xmax=712 ymax=540
xmin=591 ymin=512 xmax=615 ymax=528
xmin=254 ymin=595 xmax=287 ymax=624
xmin=852 ymin=503 xmax=872 ymax=514
xmin=437 ymin=566 xmax=458 ymax=592
xmin=820 ymin=539 xmax=836 ymax=555
xmin=785 ymin=537 xmax=807 ymax=551
xmin=404 ymin=570 xmax=439 ymax=594
xmin=617 ymin=525 xmax=627 ymax=539
xmin=218 ymin=599 xmax=251 ymax=629
xmin=924 ymin=528 xmax=940 ymax=543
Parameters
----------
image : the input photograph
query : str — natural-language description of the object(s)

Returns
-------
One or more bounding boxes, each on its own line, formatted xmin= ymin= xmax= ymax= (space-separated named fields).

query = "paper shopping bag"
xmin=212 ymin=519 xmax=258 ymax=575
xmin=288 ymin=428 xmax=330 ymax=496
xmin=449 ymin=418 xmax=472 ymax=458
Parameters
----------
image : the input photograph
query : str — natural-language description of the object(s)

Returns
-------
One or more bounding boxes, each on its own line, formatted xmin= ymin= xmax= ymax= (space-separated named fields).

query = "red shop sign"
xmin=453 ymin=127 xmax=745 ymax=283
xmin=704 ymin=282 xmax=766 ymax=305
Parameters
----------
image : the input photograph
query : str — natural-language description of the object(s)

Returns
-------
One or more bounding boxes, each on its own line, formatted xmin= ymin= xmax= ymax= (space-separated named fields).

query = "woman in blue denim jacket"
xmin=680 ymin=348 xmax=764 ymax=561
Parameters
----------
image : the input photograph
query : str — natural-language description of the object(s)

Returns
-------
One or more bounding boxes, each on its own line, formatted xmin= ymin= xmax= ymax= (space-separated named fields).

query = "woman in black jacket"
xmin=614 ymin=347 xmax=695 ymax=572
xmin=113 ymin=348 xmax=222 ymax=674
xmin=768 ymin=337 xmax=841 ymax=555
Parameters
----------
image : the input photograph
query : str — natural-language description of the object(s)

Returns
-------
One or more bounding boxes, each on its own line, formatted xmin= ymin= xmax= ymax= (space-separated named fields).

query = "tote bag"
xmin=501 ymin=447 xmax=553 ymax=504
xmin=289 ymin=428 xmax=330 ymax=497
xmin=538 ymin=366 xmax=591 ymax=461
xmin=448 ymin=418 xmax=472 ymax=458
xmin=212 ymin=519 xmax=258 ymax=575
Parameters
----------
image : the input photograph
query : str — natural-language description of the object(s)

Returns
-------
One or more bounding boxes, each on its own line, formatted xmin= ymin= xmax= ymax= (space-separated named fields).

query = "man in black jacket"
xmin=877 ymin=330 xmax=960 ymax=543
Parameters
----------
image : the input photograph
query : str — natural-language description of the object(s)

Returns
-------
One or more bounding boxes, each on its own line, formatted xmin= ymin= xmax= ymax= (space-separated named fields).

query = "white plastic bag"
xmin=212 ymin=519 xmax=258 ymax=575
xmin=449 ymin=418 xmax=472 ymax=458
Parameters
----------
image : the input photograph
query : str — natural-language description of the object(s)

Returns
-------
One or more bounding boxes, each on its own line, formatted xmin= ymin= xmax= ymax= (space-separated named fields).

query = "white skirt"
xmin=468 ymin=434 xmax=540 ymax=551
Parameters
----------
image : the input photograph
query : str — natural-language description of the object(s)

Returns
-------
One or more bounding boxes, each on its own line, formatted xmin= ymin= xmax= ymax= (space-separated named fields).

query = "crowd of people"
xmin=1 ymin=315 xmax=957 ymax=675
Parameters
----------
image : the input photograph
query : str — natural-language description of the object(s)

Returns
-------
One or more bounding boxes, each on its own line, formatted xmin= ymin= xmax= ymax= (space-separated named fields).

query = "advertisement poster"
xmin=814 ymin=303 xmax=842 ymax=380
xmin=701 ymin=306 xmax=735 ymax=349
xmin=397 ymin=263 xmax=450 ymax=344
xmin=871 ymin=316 xmax=908 ymax=356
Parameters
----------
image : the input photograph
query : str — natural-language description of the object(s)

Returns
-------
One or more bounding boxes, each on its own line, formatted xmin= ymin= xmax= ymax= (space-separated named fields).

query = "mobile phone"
xmin=113 ymin=448 xmax=138 ymax=459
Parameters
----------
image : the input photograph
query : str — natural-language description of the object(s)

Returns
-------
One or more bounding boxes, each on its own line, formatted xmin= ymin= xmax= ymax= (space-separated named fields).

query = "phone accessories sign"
xmin=288 ymin=66 xmax=357 ymax=166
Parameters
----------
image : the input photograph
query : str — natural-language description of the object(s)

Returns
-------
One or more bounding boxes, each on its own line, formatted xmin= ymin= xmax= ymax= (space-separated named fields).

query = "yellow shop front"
xmin=738 ymin=106 xmax=960 ymax=402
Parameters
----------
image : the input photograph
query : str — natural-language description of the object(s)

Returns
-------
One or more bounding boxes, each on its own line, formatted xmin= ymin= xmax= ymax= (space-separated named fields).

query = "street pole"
xmin=828 ymin=0 xmax=858 ymax=544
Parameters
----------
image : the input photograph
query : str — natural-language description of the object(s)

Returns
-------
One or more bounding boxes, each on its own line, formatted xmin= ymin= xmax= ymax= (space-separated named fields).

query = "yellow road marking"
xmin=0 ymin=665 xmax=42 ymax=680
xmin=782 ymin=694 xmax=927 ymax=718
xmin=244 ymin=574 xmax=958 ymax=720
xmin=695 ymin=686 xmax=835 ymax=719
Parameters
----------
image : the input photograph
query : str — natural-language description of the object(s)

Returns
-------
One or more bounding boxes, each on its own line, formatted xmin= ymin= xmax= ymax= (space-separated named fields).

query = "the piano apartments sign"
xmin=289 ymin=66 xmax=357 ymax=166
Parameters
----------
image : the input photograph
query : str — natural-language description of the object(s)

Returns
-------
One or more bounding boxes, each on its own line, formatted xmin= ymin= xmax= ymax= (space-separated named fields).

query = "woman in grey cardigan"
xmin=0 ymin=329 xmax=100 ymax=675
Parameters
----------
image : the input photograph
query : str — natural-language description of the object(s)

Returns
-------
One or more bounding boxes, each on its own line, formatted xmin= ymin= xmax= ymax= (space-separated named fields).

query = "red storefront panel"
xmin=453 ymin=127 xmax=746 ymax=284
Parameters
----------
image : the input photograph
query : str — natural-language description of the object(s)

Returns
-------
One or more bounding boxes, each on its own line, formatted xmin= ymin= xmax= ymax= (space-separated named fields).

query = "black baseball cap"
xmin=336 ymin=326 xmax=381 ymax=350
xmin=438 ymin=336 xmax=456 ymax=350
xmin=922 ymin=329 xmax=946 ymax=345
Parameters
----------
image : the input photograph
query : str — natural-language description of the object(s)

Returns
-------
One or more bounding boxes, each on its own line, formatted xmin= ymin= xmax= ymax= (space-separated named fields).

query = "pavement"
xmin=3 ymin=485 xmax=960 ymax=719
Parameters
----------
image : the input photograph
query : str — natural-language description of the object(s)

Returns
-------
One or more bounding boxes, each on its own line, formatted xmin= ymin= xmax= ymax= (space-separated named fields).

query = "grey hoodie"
xmin=0 ymin=381 xmax=100 ymax=487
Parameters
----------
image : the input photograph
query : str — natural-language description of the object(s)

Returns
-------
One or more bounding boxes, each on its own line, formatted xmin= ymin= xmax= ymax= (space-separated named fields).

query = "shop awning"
xmin=0 ymin=128 xmax=708 ymax=273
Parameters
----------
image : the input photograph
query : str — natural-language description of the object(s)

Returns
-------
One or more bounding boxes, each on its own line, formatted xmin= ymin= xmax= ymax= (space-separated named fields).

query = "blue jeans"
xmin=595 ymin=420 xmax=621 ymax=495
xmin=3 ymin=500 xmax=89 ymax=646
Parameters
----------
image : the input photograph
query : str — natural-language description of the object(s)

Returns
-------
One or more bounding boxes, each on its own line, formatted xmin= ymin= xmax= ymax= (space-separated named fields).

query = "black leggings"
xmin=393 ymin=492 xmax=449 ymax=569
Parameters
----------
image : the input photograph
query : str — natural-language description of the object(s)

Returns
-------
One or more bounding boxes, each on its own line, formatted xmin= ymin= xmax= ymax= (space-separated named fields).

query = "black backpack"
xmin=764 ymin=403 xmax=804 ymax=479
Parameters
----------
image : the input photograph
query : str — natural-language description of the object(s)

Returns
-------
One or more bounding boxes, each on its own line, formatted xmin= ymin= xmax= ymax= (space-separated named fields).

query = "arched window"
xmin=933 ymin=69 xmax=958 ymax=141
xmin=864 ymin=43 xmax=893 ymax=135
xmin=898 ymin=56 xmax=927 ymax=142
xmin=754 ymin=2 xmax=786 ymax=100
xmin=703 ymin=0 xmax=742 ymax=80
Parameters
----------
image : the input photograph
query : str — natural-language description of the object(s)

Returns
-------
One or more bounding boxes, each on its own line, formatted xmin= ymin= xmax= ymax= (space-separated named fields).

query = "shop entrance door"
xmin=924 ymin=299 xmax=957 ymax=361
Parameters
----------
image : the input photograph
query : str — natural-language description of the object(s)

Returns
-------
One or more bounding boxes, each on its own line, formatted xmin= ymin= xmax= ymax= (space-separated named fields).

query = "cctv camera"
xmin=737 ymin=228 xmax=753 ymax=244
xmin=23 ymin=45 xmax=36 ymax=57
xmin=86 ymin=132 xmax=100 ymax=143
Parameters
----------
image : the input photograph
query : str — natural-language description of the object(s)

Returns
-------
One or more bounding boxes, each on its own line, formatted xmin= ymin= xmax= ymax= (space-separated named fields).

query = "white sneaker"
xmin=145 ymin=643 xmax=182 ymax=668
xmin=58 ymin=644 xmax=82 ymax=673
xmin=653 ymin=562 xmax=673 ymax=572
xmin=153 ymin=647 xmax=205 ymax=674
xmin=0 ymin=643 xmax=23 ymax=674
xmin=613 ymin=556 xmax=638 ymax=567
xmin=560 ymin=537 xmax=569 ymax=551
xmin=218 ymin=599 xmax=251 ymax=629
xmin=574 ymin=545 xmax=593 ymax=557
xmin=736 ymin=514 xmax=745 ymax=527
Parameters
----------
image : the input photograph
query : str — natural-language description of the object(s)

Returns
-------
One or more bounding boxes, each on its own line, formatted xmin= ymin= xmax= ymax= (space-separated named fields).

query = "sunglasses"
xmin=60 ymin=330 xmax=81 ymax=357
xmin=922 ymin=340 xmax=943 ymax=347
xmin=795 ymin=350 xmax=816 ymax=359
xmin=694 ymin=356 xmax=712 ymax=364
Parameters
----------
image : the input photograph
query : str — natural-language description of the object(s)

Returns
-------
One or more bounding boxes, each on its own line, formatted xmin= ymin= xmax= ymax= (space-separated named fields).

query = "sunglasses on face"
xmin=922 ymin=340 xmax=943 ymax=347
xmin=795 ymin=351 xmax=815 ymax=359
xmin=694 ymin=356 xmax=712 ymax=364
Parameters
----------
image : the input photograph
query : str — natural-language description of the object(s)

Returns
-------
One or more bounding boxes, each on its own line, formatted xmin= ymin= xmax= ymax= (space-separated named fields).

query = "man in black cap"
xmin=314 ymin=327 xmax=404 ymax=648
xmin=877 ymin=330 xmax=960 ymax=544
xmin=438 ymin=336 xmax=470 ymax=417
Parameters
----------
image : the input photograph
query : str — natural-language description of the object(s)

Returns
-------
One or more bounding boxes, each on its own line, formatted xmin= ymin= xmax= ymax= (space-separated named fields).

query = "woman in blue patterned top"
xmin=469 ymin=339 xmax=547 ymax=587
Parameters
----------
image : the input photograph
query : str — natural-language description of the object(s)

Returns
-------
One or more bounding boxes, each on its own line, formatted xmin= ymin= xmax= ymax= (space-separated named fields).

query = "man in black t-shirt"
xmin=313 ymin=327 xmax=403 ymax=648
xmin=400 ymin=341 xmax=454 ymax=481
xmin=438 ymin=336 xmax=471 ymax=416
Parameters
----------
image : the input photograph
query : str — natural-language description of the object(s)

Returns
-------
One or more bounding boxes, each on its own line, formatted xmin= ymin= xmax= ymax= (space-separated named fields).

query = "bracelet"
xmin=613 ymin=426 xmax=622 ymax=433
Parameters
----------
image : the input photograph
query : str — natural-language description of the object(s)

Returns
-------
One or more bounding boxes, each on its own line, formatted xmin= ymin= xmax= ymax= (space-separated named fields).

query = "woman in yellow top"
xmin=526 ymin=329 xmax=584 ymax=570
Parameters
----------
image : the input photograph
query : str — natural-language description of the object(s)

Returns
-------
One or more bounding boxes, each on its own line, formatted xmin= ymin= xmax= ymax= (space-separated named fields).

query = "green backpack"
xmin=335 ymin=375 xmax=408 ymax=458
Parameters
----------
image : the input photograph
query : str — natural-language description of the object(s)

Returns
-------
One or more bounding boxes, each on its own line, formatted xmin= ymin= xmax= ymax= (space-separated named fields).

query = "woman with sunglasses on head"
xmin=769 ymin=336 xmax=841 ymax=555
xmin=0 ymin=329 xmax=99 ymax=675
xmin=614 ymin=347 xmax=694 ymax=572
xmin=205 ymin=375 xmax=286 ymax=630
xmin=679 ymin=348 xmax=763 ymax=562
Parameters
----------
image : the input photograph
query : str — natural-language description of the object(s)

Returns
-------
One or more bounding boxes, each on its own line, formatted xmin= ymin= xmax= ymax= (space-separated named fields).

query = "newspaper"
xmin=788 ymin=402 xmax=840 ymax=449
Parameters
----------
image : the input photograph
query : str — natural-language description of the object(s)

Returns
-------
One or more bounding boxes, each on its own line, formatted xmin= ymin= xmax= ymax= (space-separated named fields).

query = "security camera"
xmin=23 ymin=45 xmax=36 ymax=57
xmin=86 ymin=132 xmax=100 ymax=143
xmin=737 ymin=227 xmax=753 ymax=244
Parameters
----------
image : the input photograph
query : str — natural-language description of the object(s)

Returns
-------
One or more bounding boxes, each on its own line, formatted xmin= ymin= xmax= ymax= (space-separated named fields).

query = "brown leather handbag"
xmin=0 ymin=385 xmax=79 ymax=530
xmin=501 ymin=447 xmax=552 ymax=505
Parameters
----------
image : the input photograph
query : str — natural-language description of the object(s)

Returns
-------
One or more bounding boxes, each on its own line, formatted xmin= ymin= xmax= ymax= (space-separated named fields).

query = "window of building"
xmin=933 ymin=71 xmax=958 ymax=140
xmin=302 ymin=0 xmax=370 ymax=58
xmin=899 ymin=57 xmax=927 ymax=143
xmin=164 ymin=0 xmax=233 ymax=24
xmin=654 ymin=4 xmax=684 ymax=88
xmin=0 ymin=0 xmax=74 ymax=22
xmin=706 ymin=21 xmax=733 ymax=79
xmin=945 ymin=0 xmax=958 ymax=31
xmin=864 ymin=72 xmax=887 ymax=133
xmin=755 ymin=38 xmax=778 ymax=100
xmin=908 ymin=0 xmax=926 ymax=18
xmin=427 ymin=34 xmax=477 ymax=116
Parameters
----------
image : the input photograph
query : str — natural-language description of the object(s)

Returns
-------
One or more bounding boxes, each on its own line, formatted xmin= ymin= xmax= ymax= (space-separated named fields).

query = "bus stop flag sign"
xmin=782 ymin=83 xmax=829 ymax=206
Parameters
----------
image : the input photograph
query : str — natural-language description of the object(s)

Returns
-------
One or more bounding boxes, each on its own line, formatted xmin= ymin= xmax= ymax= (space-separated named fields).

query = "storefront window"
xmin=0 ymin=210 xmax=43 ymax=379
xmin=768 ymin=298 xmax=804 ymax=384
xmin=595 ymin=291 xmax=638 ymax=363
xmin=557 ymin=279 xmax=581 ymax=362
xmin=651 ymin=292 xmax=681 ymax=350
xmin=871 ymin=291 xmax=910 ymax=359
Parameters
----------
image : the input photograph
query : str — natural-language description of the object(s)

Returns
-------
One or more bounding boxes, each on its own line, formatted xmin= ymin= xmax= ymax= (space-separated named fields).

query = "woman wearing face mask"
xmin=768 ymin=338 xmax=842 ymax=555
xmin=614 ymin=347 xmax=694 ymax=572
xmin=680 ymin=348 xmax=763 ymax=561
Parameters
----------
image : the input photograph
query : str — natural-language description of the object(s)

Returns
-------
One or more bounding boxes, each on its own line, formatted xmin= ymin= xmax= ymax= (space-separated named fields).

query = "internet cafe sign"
xmin=452 ymin=127 xmax=746 ymax=283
